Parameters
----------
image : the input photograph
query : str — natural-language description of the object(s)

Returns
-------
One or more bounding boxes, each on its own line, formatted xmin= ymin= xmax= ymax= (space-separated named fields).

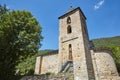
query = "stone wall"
xmin=40 ymin=53 xmax=59 ymax=74
xmin=34 ymin=52 xmax=59 ymax=74
xmin=91 ymin=50 xmax=119 ymax=80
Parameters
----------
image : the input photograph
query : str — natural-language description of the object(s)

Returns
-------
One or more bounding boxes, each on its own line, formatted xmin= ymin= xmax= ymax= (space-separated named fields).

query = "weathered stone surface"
xmin=40 ymin=53 xmax=59 ymax=74
xmin=58 ymin=7 xmax=96 ymax=80
xmin=35 ymin=56 xmax=41 ymax=74
xmin=91 ymin=49 xmax=119 ymax=80
xmin=95 ymin=51 xmax=118 ymax=76
xmin=20 ymin=73 xmax=73 ymax=80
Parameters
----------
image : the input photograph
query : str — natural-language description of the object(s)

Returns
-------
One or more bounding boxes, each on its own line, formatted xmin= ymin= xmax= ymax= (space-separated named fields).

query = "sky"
xmin=0 ymin=0 xmax=120 ymax=50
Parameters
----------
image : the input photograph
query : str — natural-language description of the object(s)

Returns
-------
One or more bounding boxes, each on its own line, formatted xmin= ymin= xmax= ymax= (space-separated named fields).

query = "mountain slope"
xmin=92 ymin=36 xmax=120 ymax=48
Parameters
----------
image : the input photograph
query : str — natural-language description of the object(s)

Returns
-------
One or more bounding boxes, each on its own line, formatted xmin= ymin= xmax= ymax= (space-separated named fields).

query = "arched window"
xmin=69 ymin=44 xmax=73 ymax=60
xmin=67 ymin=25 xmax=72 ymax=34
xmin=67 ymin=17 xmax=71 ymax=24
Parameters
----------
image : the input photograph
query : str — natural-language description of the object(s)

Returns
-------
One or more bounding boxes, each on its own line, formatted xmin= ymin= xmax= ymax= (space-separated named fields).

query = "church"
xmin=34 ymin=7 xmax=120 ymax=80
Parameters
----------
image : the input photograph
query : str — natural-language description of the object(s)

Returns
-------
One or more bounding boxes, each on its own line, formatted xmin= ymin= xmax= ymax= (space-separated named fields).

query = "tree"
xmin=0 ymin=4 xmax=9 ymax=19
xmin=15 ymin=55 xmax=37 ymax=75
xmin=0 ymin=7 xmax=43 ymax=80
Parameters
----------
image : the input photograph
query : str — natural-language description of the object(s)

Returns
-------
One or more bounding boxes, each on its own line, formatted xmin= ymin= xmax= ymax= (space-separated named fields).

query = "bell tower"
xmin=58 ymin=7 xmax=95 ymax=80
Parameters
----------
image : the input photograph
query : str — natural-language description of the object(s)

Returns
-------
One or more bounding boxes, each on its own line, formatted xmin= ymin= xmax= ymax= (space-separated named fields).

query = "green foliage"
xmin=0 ymin=10 xmax=43 ymax=55
xmin=0 ymin=4 xmax=9 ymax=18
xmin=110 ymin=46 xmax=120 ymax=72
xmin=38 ymin=50 xmax=58 ymax=56
xmin=92 ymin=36 xmax=120 ymax=48
xmin=0 ymin=5 xmax=43 ymax=80
xmin=15 ymin=55 xmax=36 ymax=75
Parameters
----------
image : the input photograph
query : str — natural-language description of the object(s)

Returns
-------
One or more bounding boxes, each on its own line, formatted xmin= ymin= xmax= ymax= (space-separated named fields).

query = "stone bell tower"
xmin=58 ymin=7 xmax=95 ymax=80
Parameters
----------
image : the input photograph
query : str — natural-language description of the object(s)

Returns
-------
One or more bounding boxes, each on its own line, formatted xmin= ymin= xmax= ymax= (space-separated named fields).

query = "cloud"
xmin=94 ymin=0 xmax=104 ymax=10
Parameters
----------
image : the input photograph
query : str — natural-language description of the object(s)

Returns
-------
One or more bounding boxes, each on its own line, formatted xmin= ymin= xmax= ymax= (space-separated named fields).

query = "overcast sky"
xmin=0 ymin=0 xmax=120 ymax=50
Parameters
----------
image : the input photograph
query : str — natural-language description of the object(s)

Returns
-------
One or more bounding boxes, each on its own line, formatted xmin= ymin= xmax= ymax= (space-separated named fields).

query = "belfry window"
xmin=67 ymin=17 xmax=71 ymax=24
xmin=67 ymin=25 xmax=72 ymax=34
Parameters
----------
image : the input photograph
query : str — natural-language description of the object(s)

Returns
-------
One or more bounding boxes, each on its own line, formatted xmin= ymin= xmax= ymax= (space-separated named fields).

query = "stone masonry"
xmin=34 ymin=7 xmax=120 ymax=80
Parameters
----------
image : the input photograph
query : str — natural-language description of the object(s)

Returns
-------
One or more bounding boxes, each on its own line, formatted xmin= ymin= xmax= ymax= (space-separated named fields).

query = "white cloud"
xmin=94 ymin=0 xmax=104 ymax=10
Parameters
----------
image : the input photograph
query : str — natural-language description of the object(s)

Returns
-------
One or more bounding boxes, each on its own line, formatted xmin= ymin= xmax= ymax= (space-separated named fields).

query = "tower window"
xmin=69 ymin=44 xmax=73 ymax=60
xmin=67 ymin=17 xmax=71 ymax=24
xmin=67 ymin=25 xmax=72 ymax=34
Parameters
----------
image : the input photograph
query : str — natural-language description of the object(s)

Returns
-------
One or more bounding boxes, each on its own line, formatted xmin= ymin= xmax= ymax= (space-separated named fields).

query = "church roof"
xmin=94 ymin=48 xmax=112 ymax=53
xmin=58 ymin=7 xmax=86 ymax=19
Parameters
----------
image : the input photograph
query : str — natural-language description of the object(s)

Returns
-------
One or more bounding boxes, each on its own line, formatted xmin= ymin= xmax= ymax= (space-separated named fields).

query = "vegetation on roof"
xmin=38 ymin=50 xmax=58 ymax=56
